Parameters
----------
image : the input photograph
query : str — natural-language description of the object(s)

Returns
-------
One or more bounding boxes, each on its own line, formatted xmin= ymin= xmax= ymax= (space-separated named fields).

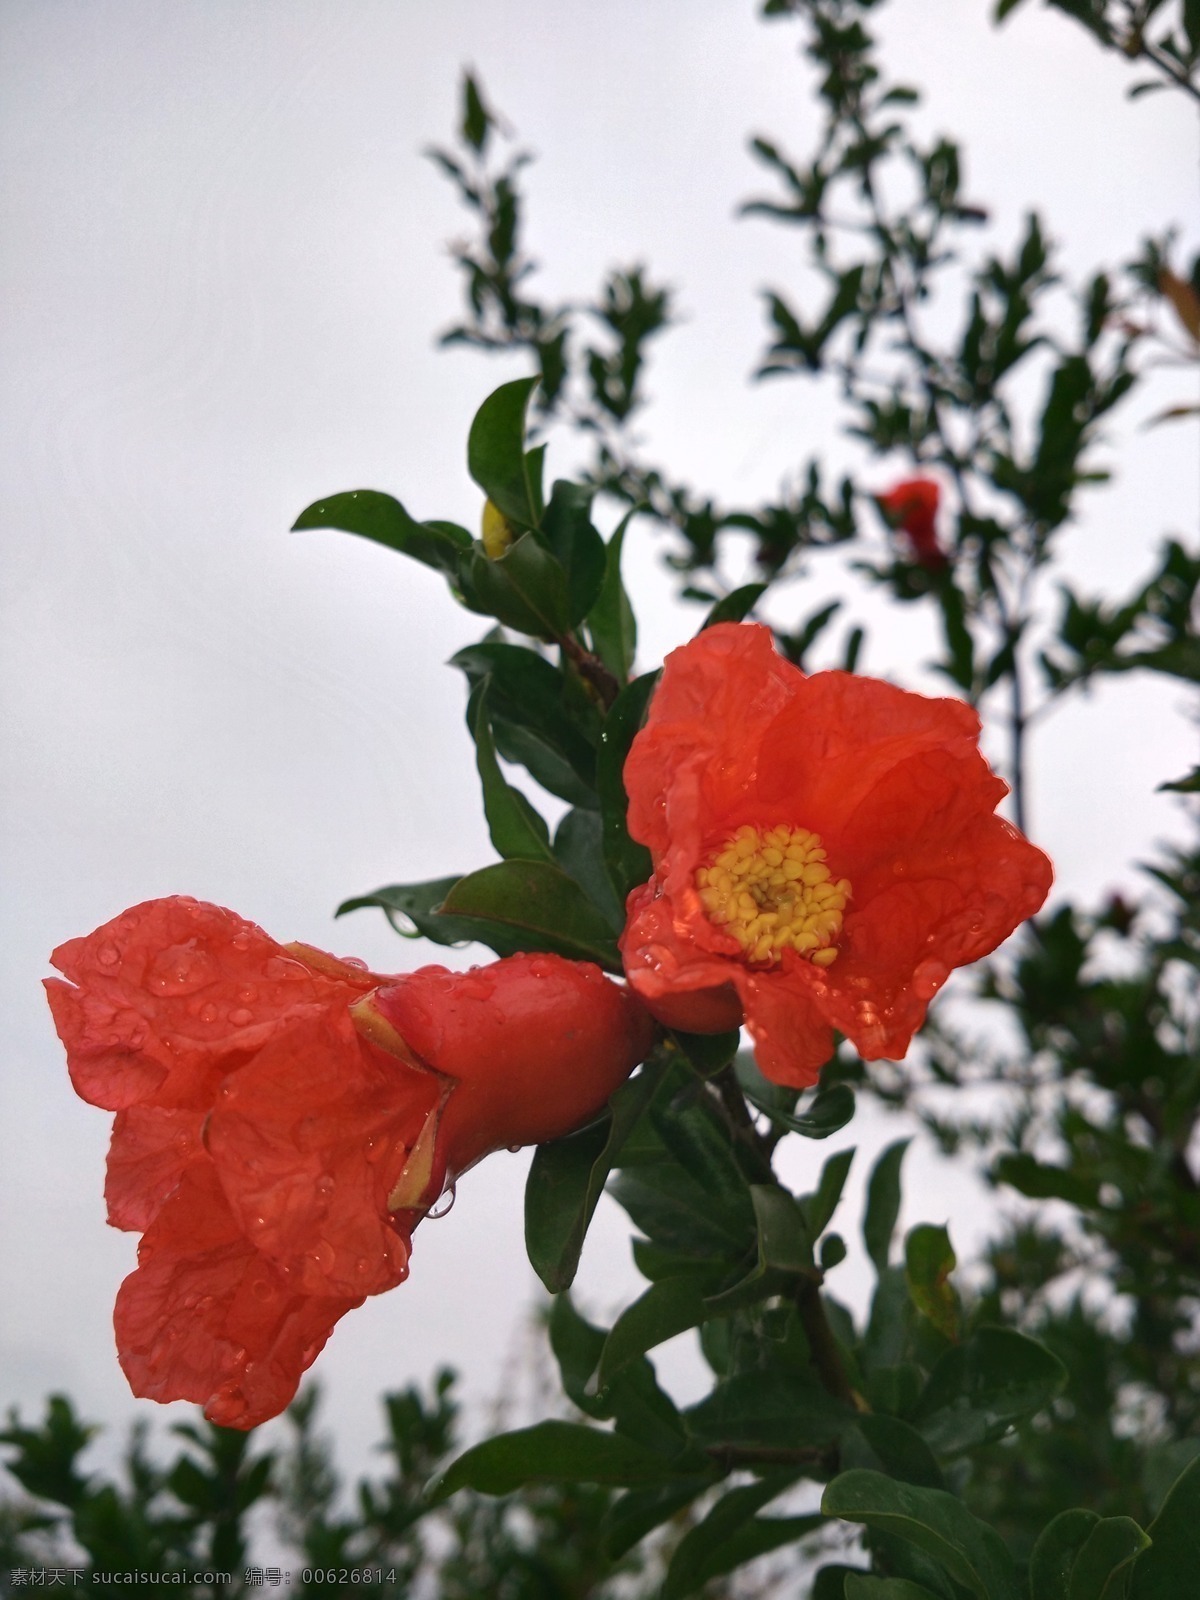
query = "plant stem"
xmin=794 ymin=1276 xmax=863 ymax=1411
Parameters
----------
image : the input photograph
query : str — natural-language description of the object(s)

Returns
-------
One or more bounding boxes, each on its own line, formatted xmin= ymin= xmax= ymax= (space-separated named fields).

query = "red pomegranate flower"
xmin=877 ymin=477 xmax=947 ymax=570
xmin=46 ymin=898 xmax=652 ymax=1428
xmin=619 ymin=624 xmax=1052 ymax=1087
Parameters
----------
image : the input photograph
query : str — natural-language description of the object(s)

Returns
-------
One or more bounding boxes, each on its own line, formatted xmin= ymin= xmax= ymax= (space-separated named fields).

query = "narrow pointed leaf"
xmin=292 ymin=489 xmax=469 ymax=575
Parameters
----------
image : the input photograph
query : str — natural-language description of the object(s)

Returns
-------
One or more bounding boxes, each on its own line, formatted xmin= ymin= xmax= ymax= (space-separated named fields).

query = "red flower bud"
xmin=45 ymin=898 xmax=653 ymax=1428
xmin=619 ymin=624 xmax=1052 ymax=1087
xmin=877 ymin=477 xmax=947 ymax=570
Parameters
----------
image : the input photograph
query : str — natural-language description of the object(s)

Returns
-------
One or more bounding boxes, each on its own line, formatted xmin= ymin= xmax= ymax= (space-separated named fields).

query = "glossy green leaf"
xmin=663 ymin=1474 xmax=812 ymax=1599
xmin=850 ymin=1414 xmax=945 ymax=1491
xmin=596 ymin=670 xmax=658 ymax=902
xmin=1030 ymin=1511 xmax=1101 ymax=1600
xmin=553 ymin=807 xmax=624 ymax=930
xmin=469 ymin=687 xmax=555 ymax=864
xmin=599 ymin=1270 xmax=725 ymax=1386
xmin=526 ymin=1058 xmax=668 ymax=1292
xmin=541 ymin=478 xmax=607 ymax=625
xmin=822 ymin=1470 xmax=1021 ymax=1600
xmin=588 ymin=510 xmax=638 ymax=682
xmin=1130 ymin=1454 xmax=1200 ymax=1598
xmin=844 ymin=1579 xmax=945 ymax=1600
xmin=336 ymin=875 xmax=527 ymax=957
xmin=737 ymin=1057 xmax=856 ymax=1139
xmin=685 ymin=1372 xmax=852 ymax=1452
xmin=1068 ymin=1517 xmax=1150 ymax=1600
xmin=466 ymin=376 xmax=541 ymax=528
xmin=863 ymin=1139 xmax=911 ymax=1275
xmin=451 ymin=640 xmax=598 ymax=802
xmin=701 ymin=582 xmax=769 ymax=629
xmin=751 ymin=1183 xmax=813 ymax=1273
xmin=427 ymin=1420 xmax=683 ymax=1501
xmin=803 ymin=1147 xmax=855 ymax=1239
xmin=913 ymin=1326 xmax=1067 ymax=1454
xmin=905 ymin=1225 xmax=960 ymax=1341
xmin=292 ymin=489 xmax=470 ymax=575
xmin=610 ymin=1161 xmax=757 ymax=1263
xmin=461 ymin=532 xmax=571 ymax=637
xmin=439 ymin=859 xmax=620 ymax=967
xmin=604 ymin=1483 xmax=705 ymax=1560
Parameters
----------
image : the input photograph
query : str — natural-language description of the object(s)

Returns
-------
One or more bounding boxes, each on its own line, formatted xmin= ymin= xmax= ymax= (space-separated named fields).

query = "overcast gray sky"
xmin=2 ymin=0 xmax=1196 ymax=1483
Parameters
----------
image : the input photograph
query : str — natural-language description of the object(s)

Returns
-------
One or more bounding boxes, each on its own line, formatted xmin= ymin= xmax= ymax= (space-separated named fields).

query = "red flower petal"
xmin=105 ymin=1106 xmax=206 ymax=1231
xmin=204 ymin=1012 xmax=433 ymax=1298
xmin=46 ymin=898 xmax=375 ymax=1111
xmin=115 ymin=1164 xmax=366 ymax=1429
xmin=620 ymin=624 xmax=1052 ymax=1086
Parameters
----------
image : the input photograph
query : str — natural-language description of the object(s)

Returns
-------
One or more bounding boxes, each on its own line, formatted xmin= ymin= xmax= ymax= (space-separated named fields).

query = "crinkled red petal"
xmin=204 ymin=1012 xmax=429 ymax=1297
xmin=46 ymin=898 xmax=375 ymax=1112
xmin=105 ymin=1106 xmax=206 ymax=1231
xmin=114 ymin=1164 xmax=376 ymax=1429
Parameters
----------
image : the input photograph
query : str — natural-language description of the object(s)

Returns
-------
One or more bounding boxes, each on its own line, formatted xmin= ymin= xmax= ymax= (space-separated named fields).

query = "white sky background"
xmin=2 ymin=0 xmax=1197 ymax=1490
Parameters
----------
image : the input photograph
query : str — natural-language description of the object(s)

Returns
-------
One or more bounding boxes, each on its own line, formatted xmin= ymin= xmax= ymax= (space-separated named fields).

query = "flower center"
xmin=695 ymin=824 xmax=851 ymax=967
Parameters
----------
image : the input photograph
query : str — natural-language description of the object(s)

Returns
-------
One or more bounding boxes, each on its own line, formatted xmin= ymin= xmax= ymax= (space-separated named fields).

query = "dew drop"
xmin=199 ymin=1002 xmax=219 ymax=1024
xmin=307 ymin=1239 xmax=336 ymax=1274
xmin=507 ymin=1144 xmax=523 ymax=1155
xmin=355 ymin=1256 xmax=370 ymax=1276
xmin=97 ymin=943 xmax=120 ymax=967
xmin=912 ymin=959 xmax=950 ymax=1001
xmin=251 ymin=1279 xmax=274 ymax=1301
xmin=300 ymin=1342 xmax=319 ymax=1367
xmin=315 ymin=1174 xmax=335 ymax=1200
xmin=363 ymin=1134 xmax=385 ymax=1164
xmin=237 ymin=985 xmax=258 ymax=1003
xmin=147 ymin=942 xmax=216 ymax=996
xmin=232 ymin=932 xmax=252 ymax=951
xmin=427 ymin=1183 xmax=456 ymax=1220
xmin=228 ymin=1007 xmax=254 ymax=1026
xmin=197 ymin=1296 xmax=215 ymax=1312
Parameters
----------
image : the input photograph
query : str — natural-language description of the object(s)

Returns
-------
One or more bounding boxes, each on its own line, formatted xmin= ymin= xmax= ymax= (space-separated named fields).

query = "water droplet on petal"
xmin=307 ymin=1239 xmax=336 ymax=1274
xmin=251 ymin=1278 xmax=274 ymax=1301
xmin=147 ymin=942 xmax=217 ymax=996
xmin=232 ymin=933 xmax=252 ymax=951
xmin=315 ymin=1174 xmax=335 ymax=1200
xmin=300 ymin=1342 xmax=319 ymax=1367
xmin=97 ymin=944 xmax=120 ymax=967
xmin=199 ymin=1003 xmax=219 ymax=1024
xmin=237 ymin=985 xmax=257 ymax=1003
xmin=427 ymin=1183 xmax=456 ymax=1220
xmin=228 ymin=1007 xmax=254 ymax=1026
xmin=364 ymin=1134 xmax=385 ymax=1164
xmin=912 ymin=959 xmax=950 ymax=1001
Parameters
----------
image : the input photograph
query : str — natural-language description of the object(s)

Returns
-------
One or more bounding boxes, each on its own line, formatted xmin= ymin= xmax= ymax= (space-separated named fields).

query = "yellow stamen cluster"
xmin=696 ymin=824 xmax=851 ymax=967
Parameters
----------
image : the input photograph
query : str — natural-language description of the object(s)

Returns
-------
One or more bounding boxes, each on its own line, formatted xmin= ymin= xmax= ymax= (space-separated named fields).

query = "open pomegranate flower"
xmin=876 ymin=477 xmax=947 ymax=570
xmin=619 ymin=623 xmax=1052 ymax=1088
xmin=45 ymin=898 xmax=653 ymax=1429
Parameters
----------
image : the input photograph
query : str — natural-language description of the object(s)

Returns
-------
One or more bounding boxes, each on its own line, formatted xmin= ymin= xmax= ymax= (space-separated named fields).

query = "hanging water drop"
xmin=427 ymin=1182 xmax=456 ymax=1220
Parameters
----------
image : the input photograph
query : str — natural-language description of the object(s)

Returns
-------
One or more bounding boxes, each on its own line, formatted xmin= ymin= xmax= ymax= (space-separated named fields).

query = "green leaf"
xmin=751 ymin=1183 xmax=812 ymax=1272
xmin=440 ymin=860 xmax=621 ymax=966
xmin=913 ymin=1326 xmax=1067 ymax=1454
xmin=863 ymin=1139 xmax=911 ymax=1275
xmin=428 ymin=1420 xmax=685 ymax=1501
xmin=541 ymin=479 xmax=607 ymax=625
xmin=470 ymin=687 xmax=555 ymax=864
xmin=596 ymin=670 xmax=658 ymax=902
xmin=599 ymin=1270 xmax=725 ymax=1386
xmin=905 ymin=1225 xmax=960 ymax=1340
xmin=851 ymin=1414 xmax=945 ymax=1491
xmin=461 ymin=532 xmax=572 ymax=637
xmin=554 ymin=807 xmax=624 ymax=930
xmin=526 ymin=1059 xmax=668 ymax=1292
xmin=588 ymin=510 xmax=639 ymax=682
xmin=336 ymin=876 xmax=527 ymax=957
xmin=701 ymin=583 xmax=769 ymax=629
xmin=844 ymin=1579 xmax=945 ymax=1600
xmin=822 ymin=1470 xmax=1021 ymax=1600
xmin=662 ymin=1474 xmax=809 ymax=1600
xmin=686 ymin=1372 xmax=851 ymax=1452
xmin=610 ymin=1163 xmax=758 ymax=1262
xmin=460 ymin=72 xmax=491 ymax=153
xmin=451 ymin=640 xmax=598 ymax=804
xmin=292 ymin=489 xmax=470 ymax=575
xmin=466 ymin=376 xmax=541 ymax=528
xmin=1031 ymin=1510 xmax=1102 ymax=1600
xmin=604 ymin=1483 xmax=705 ymax=1559
xmin=1068 ymin=1517 xmax=1150 ymax=1600
xmin=1130 ymin=1455 xmax=1200 ymax=1598
xmin=803 ymin=1148 xmax=855 ymax=1239
xmin=736 ymin=1056 xmax=856 ymax=1139
xmin=1158 ymin=764 xmax=1200 ymax=794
